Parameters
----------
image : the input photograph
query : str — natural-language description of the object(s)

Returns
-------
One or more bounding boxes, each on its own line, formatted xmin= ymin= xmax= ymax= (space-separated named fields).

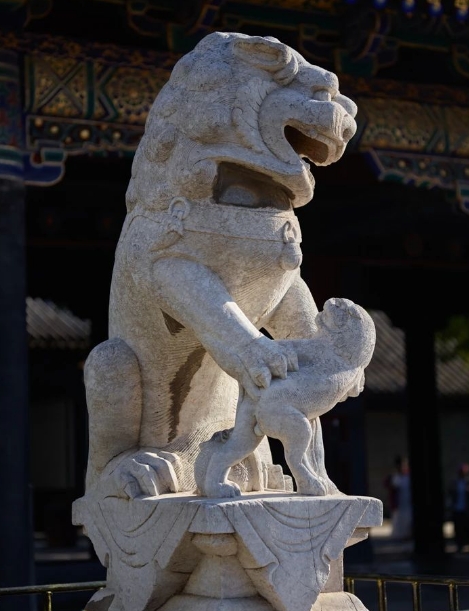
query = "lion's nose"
xmin=341 ymin=113 xmax=357 ymax=143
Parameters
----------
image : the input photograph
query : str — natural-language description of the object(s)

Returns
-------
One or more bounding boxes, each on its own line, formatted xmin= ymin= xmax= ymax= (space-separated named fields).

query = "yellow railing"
xmin=1 ymin=574 xmax=469 ymax=611
xmin=344 ymin=573 xmax=469 ymax=611
xmin=0 ymin=581 xmax=106 ymax=611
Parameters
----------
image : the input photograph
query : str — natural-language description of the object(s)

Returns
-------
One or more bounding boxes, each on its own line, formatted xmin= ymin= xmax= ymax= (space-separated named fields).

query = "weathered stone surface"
xmin=74 ymin=493 xmax=382 ymax=611
xmin=197 ymin=297 xmax=376 ymax=498
xmin=80 ymin=30 xmax=359 ymax=500
xmin=73 ymin=30 xmax=382 ymax=611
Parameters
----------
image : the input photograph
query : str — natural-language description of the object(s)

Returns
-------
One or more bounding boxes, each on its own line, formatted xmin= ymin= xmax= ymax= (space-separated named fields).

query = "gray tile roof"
xmin=27 ymin=297 xmax=91 ymax=350
xmin=366 ymin=310 xmax=469 ymax=397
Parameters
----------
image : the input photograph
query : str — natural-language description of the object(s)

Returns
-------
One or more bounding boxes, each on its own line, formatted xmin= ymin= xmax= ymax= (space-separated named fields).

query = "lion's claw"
xmin=115 ymin=451 xmax=180 ymax=498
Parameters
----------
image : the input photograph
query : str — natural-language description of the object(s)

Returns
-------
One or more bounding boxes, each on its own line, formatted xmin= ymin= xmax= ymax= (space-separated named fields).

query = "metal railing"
xmin=344 ymin=573 xmax=469 ymax=611
xmin=1 ymin=574 xmax=469 ymax=611
xmin=0 ymin=581 xmax=105 ymax=611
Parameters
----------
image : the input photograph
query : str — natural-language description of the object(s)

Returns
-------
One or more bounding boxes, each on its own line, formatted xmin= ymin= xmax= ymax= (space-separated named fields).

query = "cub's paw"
xmin=296 ymin=475 xmax=328 ymax=497
xmin=204 ymin=481 xmax=242 ymax=499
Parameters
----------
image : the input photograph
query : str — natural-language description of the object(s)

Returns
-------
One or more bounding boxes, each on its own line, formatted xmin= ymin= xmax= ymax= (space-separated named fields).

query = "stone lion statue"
xmin=82 ymin=31 xmax=358 ymax=498
xmin=197 ymin=297 xmax=376 ymax=498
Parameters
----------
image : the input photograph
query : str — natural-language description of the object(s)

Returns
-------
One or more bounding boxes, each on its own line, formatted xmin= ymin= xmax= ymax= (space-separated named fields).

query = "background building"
xmin=1 ymin=0 xmax=469 ymax=595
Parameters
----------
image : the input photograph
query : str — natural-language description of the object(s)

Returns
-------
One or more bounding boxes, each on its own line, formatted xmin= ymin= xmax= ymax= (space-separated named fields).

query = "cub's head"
xmin=126 ymin=31 xmax=357 ymax=212
xmin=317 ymin=297 xmax=376 ymax=368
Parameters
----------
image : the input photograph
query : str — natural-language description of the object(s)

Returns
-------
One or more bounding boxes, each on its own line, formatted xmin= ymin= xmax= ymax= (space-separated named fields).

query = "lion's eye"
xmin=312 ymin=89 xmax=332 ymax=102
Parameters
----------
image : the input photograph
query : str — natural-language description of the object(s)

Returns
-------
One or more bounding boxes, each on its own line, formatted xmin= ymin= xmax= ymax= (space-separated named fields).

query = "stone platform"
xmin=73 ymin=492 xmax=382 ymax=611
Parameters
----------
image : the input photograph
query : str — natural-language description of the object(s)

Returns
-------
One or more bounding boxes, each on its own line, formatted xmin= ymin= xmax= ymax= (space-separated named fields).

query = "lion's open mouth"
xmin=284 ymin=126 xmax=334 ymax=165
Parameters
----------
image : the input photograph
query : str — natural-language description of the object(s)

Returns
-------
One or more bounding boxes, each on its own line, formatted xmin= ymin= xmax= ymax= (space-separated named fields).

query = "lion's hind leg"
xmin=84 ymin=337 xmax=142 ymax=491
xmin=257 ymin=403 xmax=327 ymax=496
xmin=201 ymin=397 xmax=263 ymax=498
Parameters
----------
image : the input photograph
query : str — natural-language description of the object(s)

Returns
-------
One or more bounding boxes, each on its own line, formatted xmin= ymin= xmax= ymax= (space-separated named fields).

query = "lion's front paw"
xmin=114 ymin=451 xmax=180 ymax=499
xmin=238 ymin=335 xmax=299 ymax=399
xmin=204 ymin=481 xmax=242 ymax=499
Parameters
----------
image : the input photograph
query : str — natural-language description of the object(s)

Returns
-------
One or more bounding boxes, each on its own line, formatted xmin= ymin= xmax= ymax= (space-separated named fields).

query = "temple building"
xmin=1 ymin=0 xmax=469 ymax=593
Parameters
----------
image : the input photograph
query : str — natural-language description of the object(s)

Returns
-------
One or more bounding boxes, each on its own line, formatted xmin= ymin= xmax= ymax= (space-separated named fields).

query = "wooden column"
xmin=0 ymin=49 xmax=35 ymax=605
xmin=404 ymin=314 xmax=445 ymax=557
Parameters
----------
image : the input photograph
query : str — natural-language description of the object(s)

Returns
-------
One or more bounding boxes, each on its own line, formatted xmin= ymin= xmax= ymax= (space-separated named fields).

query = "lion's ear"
xmin=231 ymin=36 xmax=298 ymax=85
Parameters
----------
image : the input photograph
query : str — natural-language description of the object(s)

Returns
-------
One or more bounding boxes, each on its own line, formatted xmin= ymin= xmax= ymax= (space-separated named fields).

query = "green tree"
xmin=437 ymin=315 xmax=469 ymax=364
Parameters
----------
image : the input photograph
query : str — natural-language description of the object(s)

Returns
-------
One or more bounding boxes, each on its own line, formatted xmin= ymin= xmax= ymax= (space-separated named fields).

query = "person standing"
xmin=449 ymin=462 xmax=469 ymax=553
xmin=384 ymin=456 xmax=400 ymax=525
xmin=385 ymin=456 xmax=413 ymax=540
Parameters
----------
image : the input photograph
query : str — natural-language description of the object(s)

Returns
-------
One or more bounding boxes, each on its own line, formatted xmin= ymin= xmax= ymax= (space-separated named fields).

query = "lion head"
xmin=126 ymin=31 xmax=357 ymax=213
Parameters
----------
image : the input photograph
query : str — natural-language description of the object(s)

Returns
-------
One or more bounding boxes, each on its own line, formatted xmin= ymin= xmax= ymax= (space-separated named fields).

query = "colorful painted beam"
xmin=0 ymin=28 xmax=468 ymax=211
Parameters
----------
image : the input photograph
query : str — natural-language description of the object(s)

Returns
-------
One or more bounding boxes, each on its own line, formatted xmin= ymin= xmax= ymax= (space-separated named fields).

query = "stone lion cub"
xmin=199 ymin=297 xmax=376 ymax=498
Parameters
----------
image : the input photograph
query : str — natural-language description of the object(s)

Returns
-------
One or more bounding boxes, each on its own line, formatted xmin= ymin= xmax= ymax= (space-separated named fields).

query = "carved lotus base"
xmin=72 ymin=492 xmax=382 ymax=611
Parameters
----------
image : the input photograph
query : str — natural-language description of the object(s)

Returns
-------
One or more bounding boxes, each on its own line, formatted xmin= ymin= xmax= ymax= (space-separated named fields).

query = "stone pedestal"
xmin=73 ymin=492 xmax=382 ymax=611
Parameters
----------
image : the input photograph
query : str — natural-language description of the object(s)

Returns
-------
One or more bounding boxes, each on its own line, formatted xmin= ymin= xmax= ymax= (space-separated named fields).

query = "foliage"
xmin=436 ymin=315 xmax=469 ymax=365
